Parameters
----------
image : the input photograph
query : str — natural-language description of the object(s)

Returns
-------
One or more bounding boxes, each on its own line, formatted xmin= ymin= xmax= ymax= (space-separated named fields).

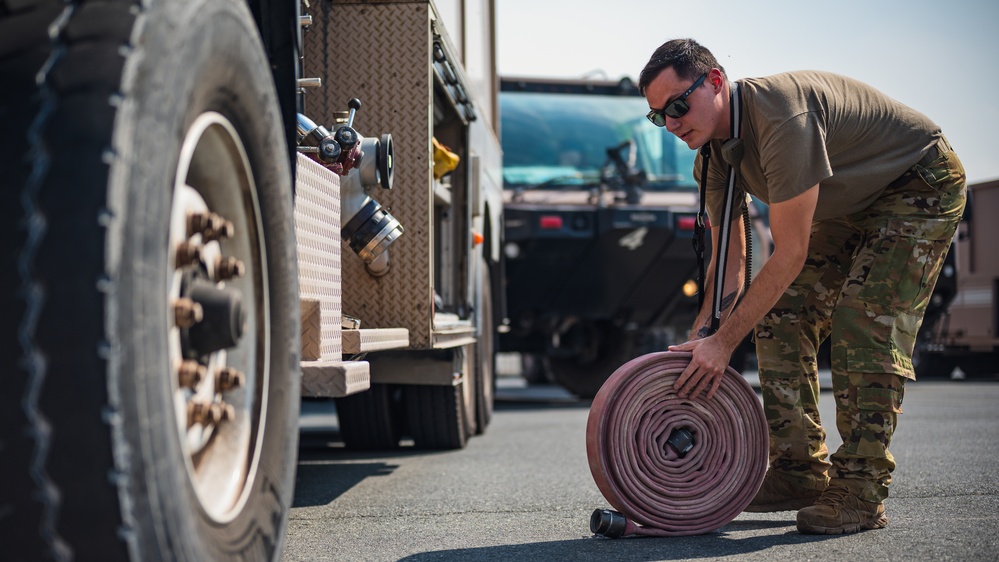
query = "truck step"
xmin=301 ymin=359 xmax=370 ymax=398
xmin=432 ymin=312 xmax=476 ymax=349
xmin=342 ymin=328 xmax=410 ymax=354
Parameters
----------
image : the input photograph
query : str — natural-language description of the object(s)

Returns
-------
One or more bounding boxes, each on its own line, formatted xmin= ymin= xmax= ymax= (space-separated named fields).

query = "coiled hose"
xmin=586 ymin=351 xmax=768 ymax=537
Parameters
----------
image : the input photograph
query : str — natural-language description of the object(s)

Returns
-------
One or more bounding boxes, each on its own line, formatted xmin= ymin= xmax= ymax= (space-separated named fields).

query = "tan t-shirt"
xmin=694 ymin=71 xmax=941 ymax=224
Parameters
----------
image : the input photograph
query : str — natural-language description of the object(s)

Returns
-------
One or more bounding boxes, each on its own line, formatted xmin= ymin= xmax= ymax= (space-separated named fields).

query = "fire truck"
xmin=1 ymin=0 xmax=502 ymax=559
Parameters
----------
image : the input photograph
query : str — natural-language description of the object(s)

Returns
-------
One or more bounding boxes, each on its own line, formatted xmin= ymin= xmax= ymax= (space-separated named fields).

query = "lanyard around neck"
xmin=694 ymin=81 xmax=744 ymax=334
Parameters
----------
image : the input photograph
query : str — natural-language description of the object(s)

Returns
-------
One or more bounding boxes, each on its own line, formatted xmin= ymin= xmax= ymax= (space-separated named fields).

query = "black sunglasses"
xmin=646 ymin=73 xmax=707 ymax=127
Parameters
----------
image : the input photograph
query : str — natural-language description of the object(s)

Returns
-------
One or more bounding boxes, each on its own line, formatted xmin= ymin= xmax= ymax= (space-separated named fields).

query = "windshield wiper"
xmin=602 ymin=140 xmax=647 ymax=204
xmin=508 ymin=173 xmax=601 ymax=199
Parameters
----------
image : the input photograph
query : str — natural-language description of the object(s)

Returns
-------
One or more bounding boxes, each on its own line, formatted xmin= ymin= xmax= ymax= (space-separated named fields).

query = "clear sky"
xmin=496 ymin=0 xmax=999 ymax=184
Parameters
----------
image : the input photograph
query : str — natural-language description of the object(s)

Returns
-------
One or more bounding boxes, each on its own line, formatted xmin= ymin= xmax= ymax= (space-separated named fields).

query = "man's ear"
xmin=709 ymin=68 xmax=725 ymax=91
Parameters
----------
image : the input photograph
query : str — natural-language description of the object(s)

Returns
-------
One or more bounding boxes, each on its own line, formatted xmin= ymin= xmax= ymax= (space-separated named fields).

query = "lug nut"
xmin=178 ymin=360 xmax=206 ymax=387
xmin=187 ymin=211 xmax=234 ymax=242
xmin=188 ymin=401 xmax=234 ymax=427
xmin=188 ymin=401 xmax=217 ymax=426
xmin=215 ymin=256 xmax=246 ymax=280
xmin=187 ymin=212 xmax=209 ymax=237
xmin=175 ymin=241 xmax=203 ymax=268
xmin=173 ymin=298 xmax=204 ymax=328
xmin=216 ymin=367 xmax=246 ymax=392
xmin=217 ymin=402 xmax=235 ymax=422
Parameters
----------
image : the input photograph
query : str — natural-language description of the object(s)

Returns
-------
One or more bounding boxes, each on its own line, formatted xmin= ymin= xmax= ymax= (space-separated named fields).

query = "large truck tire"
xmin=404 ymin=383 xmax=469 ymax=450
xmin=0 ymin=0 xmax=300 ymax=559
xmin=912 ymin=349 xmax=956 ymax=379
xmin=404 ymin=346 xmax=476 ymax=449
xmin=474 ymin=259 xmax=496 ymax=433
xmin=549 ymin=323 xmax=636 ymax=399
xmin=459 ymin=344 xmax=479 ymax=438
xmin=959 ymin=352 xmax=999 ymax=377
xmin=0 ymin=0 xmax=67 ymax=557
xmin=335 ymin=383 xmax=404 ymax=450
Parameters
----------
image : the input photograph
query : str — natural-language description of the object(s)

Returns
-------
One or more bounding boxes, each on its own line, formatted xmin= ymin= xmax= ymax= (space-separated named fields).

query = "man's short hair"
xmin=639 ymin=38 xmax=725 ymax=96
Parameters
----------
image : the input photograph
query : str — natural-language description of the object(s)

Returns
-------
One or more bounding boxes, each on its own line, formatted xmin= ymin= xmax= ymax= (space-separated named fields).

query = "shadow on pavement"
xmin=494 ymin=377 xmax=594 ymax=410
xmin=294 ymin=429 xmax=490 ymax=508
xmin=396 ymin=526 xmax=837 ymax=561
xmin=292 ymin=461 xmax=398 ymax=508
xmin=494 ymin=398 xmax=592 ymax=411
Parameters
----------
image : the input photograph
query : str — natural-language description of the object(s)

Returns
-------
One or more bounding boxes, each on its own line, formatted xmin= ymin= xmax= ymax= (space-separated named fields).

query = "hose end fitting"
xmin=590 ymin=509 xmax=628 ymax=538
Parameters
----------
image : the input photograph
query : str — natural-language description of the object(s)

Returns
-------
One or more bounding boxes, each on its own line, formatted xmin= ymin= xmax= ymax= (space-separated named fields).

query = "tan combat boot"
xmin=744 ymin=470 xmax=826 ymax=513
xmin=796 ymin=483 xmax=888 ymax=534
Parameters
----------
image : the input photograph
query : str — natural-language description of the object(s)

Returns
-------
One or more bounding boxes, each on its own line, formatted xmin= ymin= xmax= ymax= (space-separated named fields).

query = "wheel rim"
xmin=168 ymin=112 xmax=269 ymax=522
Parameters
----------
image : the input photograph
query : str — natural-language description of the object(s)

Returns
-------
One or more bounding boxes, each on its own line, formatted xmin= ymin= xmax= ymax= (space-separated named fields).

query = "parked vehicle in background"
xmin=1 ymin=0 xmax=500 ymax=559
xmin=914 ymin=179 xmax=999 ymax=378
xmin=301 ymin=0 xmax=503 ymax=452
xmin=498 ymin=76 xmax=706 ymax=398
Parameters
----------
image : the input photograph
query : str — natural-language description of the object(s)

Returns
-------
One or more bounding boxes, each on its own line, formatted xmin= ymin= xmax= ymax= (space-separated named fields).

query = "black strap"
xmin=693 ymin=145 xmax=712 ymax=311
xmin=695 ymin=81 xmax=744 ymax=335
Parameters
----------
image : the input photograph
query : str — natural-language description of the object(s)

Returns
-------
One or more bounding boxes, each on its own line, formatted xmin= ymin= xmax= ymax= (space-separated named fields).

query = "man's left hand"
xmin=668 ymin=335 xmax=734 ymax=399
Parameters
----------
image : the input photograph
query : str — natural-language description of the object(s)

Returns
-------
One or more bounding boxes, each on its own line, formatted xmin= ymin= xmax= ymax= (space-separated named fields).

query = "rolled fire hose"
xmin=586 ymin=351 xmax=768 ymax=537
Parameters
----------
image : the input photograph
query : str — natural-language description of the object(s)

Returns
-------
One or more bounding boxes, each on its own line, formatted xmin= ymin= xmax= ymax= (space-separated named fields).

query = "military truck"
xmin=497 ymin=76 xmax=773 ymax=397
xmin=498 ymin=76 xmax=697 ymax=397
xmin=914 ymin=179 xmax=999 ymax=378
xmin=1 ymin=0 xmax=502 ymax=559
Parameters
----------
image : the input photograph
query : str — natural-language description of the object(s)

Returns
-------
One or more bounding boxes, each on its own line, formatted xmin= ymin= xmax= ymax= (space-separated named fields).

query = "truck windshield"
xmin=500 ymin=90 xmax=697 ymax=191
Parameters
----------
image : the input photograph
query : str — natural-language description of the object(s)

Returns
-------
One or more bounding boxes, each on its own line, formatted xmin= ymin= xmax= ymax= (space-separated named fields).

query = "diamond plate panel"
xmin=294 ymin=154 xmax=343 ymax=361
xmin=301 ymin=360 xmax=370 ymax=398
xmin=300 ymin=299 xmax=322 ymax=361
xmin=342 ymin=328 xmax=410 ymax=354
xmin=303 ymin=1 xmax=435 ymax=348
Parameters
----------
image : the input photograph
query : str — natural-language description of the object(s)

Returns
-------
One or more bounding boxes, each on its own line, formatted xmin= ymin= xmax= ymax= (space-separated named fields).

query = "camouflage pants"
xmin=755 ymin=141 xmax=966 ymax=502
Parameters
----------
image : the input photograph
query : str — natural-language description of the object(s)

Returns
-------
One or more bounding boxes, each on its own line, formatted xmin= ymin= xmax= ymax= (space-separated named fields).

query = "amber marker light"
xmin=682 ymin=279 xmax=699 ymax=298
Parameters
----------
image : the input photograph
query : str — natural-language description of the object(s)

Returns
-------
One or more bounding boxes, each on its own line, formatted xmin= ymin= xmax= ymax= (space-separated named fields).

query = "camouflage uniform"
xmin=755 ymin=140 xmax=966 ymax=503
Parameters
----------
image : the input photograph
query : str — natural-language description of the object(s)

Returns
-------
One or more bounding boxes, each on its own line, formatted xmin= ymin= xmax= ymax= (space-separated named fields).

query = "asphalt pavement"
xmin=284 ymin=359 xmax=999 ymax=561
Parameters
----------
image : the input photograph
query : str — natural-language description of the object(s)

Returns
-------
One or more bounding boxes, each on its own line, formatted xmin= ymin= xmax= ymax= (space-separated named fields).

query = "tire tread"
xmin=335 ymin=384 xmax=403 ymax=450
xmin=404 ymin=384 xmax=467 ymax=450
xmin=2 ymin=0 xmax=142 ymax=559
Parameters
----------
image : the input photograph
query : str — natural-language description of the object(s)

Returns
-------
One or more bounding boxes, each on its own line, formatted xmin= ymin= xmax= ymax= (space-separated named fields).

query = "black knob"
xmin=378 ymin=134 xmax=394 ymax=190
xmin=334 ymin=126 xmax=359 ymax=152
xmin=318 ymin=137 xmax=342 ymax=163
xmin=345 ymin=98 xmax=361 ymax=129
